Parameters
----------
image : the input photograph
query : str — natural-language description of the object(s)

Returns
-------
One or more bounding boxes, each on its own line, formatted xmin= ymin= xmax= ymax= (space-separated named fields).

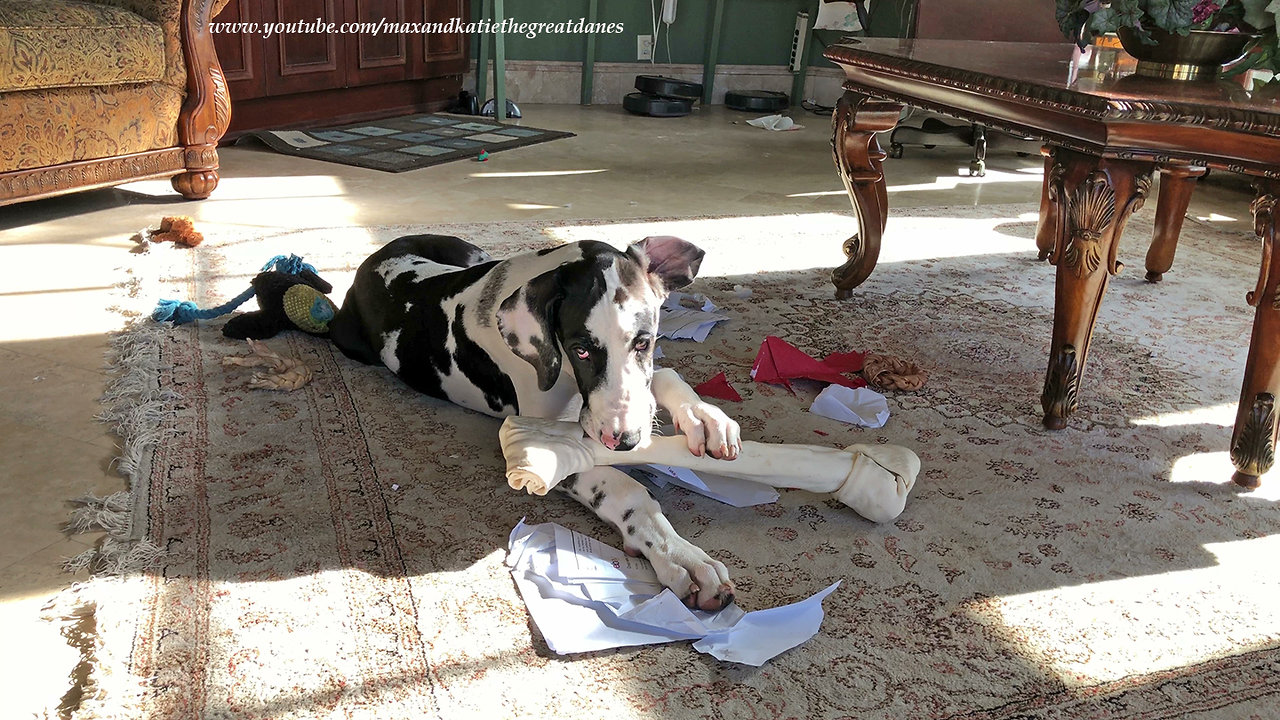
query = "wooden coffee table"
xmin=823 ymin=37 xmax=1280 ymax=487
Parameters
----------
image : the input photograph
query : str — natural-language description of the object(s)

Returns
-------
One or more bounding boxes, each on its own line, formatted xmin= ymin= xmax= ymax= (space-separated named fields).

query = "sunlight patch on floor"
xmin=1130 ymin=403 xmax=1236 ymax=428
xmin=507 ymin=202 xmax=566 ymax=210
xmin=1165 ymin=451 xmax=1280 ymax=499
xmin=985 ymin=533 xmax=1280 ymax=686
xmin=787 ymin=167 xmax=1046 ymax=199
xmin=117 ymin=175 xmax=363 ymax=230
xmin=471 ymin=169 xmax=607 ymax=178
xmin=885 ymin=167 xmax=1044 ymax=194
xmin=784 ymin=189 xmax=847 ymax=198
xmin=117 ymin=175 xmax=347 ymax=201
xmin=0 ymin=244 xmax=124 ymax=342
xmin=543 ymin=210 xmax=1041 ymax=278
xmin=0 ymin=594 xmax=79 ymax=716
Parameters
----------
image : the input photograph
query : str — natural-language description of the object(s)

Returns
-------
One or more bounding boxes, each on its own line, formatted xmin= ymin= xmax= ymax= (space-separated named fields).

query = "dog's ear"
xmin=628 ymin=235 xmax=705 ymax=291
xmin=496 ymin=268 xmax=563 ymax=392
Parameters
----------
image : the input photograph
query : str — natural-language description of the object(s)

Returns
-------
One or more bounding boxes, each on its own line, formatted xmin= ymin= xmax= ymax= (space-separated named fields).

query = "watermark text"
xmin=209 ymin=17 xmax=625 ymax=40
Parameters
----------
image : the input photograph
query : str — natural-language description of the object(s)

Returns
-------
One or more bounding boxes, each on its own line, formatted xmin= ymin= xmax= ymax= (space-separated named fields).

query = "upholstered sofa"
xmin=0 ymin=0 xmax=231 ymax=206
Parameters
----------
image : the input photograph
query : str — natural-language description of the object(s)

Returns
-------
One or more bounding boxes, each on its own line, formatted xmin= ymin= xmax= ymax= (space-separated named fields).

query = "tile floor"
xmin=0 ymin=104 xmax=1261 ymax=713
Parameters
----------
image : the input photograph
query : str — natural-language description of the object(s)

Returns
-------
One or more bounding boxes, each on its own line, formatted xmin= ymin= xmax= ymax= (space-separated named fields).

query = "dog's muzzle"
xmin=599 ymin=429 xmax=641 ymax=451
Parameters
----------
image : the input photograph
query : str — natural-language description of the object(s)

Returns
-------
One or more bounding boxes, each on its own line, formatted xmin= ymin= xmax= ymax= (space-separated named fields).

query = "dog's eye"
xmin=573 ymin=346 xmax=590 ymax=360
xmin=633 ymin=338 xmax=651 ymax=352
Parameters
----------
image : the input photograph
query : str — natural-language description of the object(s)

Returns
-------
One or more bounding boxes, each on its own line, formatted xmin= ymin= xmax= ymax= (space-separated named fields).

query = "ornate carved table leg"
xmin=1231 ymin=182 xmax=1280 ymax=488
xmin=1035 ymin=145 xmax=1056 ymax=261
xmin=1145 ymin=165 xmax=1206 ymax=283
xmin=830 ymin=92 xmax=904 ymax=299
xmin=171 ymin=0 xmax=232 ymax=200
xmin=1040 ymin=147 xmax=1154 ymax=430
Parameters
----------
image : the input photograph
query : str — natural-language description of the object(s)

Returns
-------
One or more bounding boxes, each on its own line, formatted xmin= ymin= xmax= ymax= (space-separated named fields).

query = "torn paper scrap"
xmin=818 ymin=350 xmax=864 ymax=375
xmin=746 ymin=114 xmax=804 ymax=132
xmin=750 ymin=335 xmax=867 ymax=392
xmin=694 ymin=372 xmax=743 ymax=402
xmin=632 ymin=463 xmax=779 ymax=508
xmin=507 ymin=520 xmax=838 ymax=663
xmin=810 ymin=385 xmax=890 ymax=428
xmin=693 ymin=581 xmax=841 ymax=665
xmin=553 ymin=524 xmax=656 ymax=582
xmin=664 ymin=291 xmax=717 ymax=313
xmin=659 ymin=305 xmax=729 ymax=342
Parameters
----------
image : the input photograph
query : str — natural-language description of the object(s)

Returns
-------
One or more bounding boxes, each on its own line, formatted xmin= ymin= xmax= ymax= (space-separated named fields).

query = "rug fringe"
xmin=65 ymin=251 xmax=181 ymax=576
xmin=42 ymin=580 xmax=151 ymax=719
xmin=47 ymin=244 xmax=185 ymax=718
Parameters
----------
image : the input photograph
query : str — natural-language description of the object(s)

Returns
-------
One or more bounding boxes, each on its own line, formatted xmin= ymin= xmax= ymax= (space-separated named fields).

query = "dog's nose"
xmin=599 ymin=430 xmax=640 ymax=451
xmin=614 ymin=430 xmax=641 ymax=452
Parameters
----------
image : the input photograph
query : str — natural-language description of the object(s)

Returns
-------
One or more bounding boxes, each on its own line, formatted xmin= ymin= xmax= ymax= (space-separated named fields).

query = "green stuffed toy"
xmin=221 ymin=268 xmax=338 ymax=339
xmin=152 ymin=254 xmax=338 ymax=339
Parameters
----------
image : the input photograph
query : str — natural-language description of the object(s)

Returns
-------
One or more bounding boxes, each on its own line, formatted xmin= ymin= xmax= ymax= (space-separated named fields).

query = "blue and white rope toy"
xmin=151 ymin=254 xmax=318 ymax=325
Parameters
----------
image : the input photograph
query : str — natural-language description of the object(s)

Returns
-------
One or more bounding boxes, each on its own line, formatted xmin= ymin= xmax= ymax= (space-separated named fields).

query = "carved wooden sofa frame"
xmin=0 ymin=0 xmax=231 ymax=206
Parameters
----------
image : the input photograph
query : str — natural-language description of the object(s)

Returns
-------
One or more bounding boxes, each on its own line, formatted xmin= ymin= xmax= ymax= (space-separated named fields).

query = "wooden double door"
xmin=213 ymin=0 xmax=468 ymax=134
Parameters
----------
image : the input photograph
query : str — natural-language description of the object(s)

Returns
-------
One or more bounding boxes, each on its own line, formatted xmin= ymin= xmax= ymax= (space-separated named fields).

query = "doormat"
xmin=237 ymin=113 xmax=575 ymax=172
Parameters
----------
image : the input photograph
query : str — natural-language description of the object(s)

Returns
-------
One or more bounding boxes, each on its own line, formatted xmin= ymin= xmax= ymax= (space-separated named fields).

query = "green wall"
xmin=471 ymin=0 xmax=911 ymax=67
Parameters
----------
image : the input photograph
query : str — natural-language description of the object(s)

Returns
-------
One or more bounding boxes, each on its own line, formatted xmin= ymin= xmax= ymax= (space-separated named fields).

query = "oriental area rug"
xmin=52 ymin=205 xmax=1280 ymax=719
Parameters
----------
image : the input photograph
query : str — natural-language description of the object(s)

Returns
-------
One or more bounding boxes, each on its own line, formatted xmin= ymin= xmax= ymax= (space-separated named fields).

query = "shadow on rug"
xmin=53 ymin=206 xmax=1280 ymax=719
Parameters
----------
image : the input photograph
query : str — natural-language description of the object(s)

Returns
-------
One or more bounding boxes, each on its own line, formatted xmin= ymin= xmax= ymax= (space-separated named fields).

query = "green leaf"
xmin=1056 ymin=2 xmax=1090 ymax=39
xmin=1108 ymin=0 xmax=1146 ymax=30
xmin=1145 ymin=0 xmax=1197 ymax=33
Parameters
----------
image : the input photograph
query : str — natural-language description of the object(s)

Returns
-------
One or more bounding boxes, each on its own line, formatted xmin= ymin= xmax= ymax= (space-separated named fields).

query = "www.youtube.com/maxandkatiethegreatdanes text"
xmin=209 ymin=16 xmax=625 ymax=40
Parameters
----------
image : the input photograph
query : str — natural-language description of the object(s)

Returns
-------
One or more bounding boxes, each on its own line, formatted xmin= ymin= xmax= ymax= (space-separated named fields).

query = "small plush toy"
xmin=221 ymin=268 xmax=337 ymax=339
xmin=153 ymin=254 xmax=338 ymax=339
xmin=147 ymin=216 xmax=204 ymax=247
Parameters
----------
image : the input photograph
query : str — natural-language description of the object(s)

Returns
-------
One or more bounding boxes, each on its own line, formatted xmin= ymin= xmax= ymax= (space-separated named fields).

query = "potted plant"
xmin=1056 ymin=0 xmax=1280 ymax=80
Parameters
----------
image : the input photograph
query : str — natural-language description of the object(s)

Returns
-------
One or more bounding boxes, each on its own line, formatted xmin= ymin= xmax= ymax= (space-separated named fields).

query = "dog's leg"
xmin=328 ymin=293 xmax=381 ymax=365
xmin=558 ymin=467 xmax=735 ymax=610
xmin=651 ymin=368 xmax=741 ymax=460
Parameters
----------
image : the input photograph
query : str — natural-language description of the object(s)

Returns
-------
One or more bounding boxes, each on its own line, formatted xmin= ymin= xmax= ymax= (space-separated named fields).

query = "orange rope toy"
xmin=862 ymin=354 xmax=928 ymax=391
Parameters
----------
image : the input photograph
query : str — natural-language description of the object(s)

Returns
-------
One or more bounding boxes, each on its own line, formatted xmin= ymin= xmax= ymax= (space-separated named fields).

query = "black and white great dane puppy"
xmin=329 ymin=233 xmax=741 ymax=610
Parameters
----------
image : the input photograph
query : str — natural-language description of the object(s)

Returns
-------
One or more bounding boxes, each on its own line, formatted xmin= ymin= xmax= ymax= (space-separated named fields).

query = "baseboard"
xmin=223 ymin=77 xmax=460 ymax=137
xmin=465 ymin=60 xmax=846 ymax=107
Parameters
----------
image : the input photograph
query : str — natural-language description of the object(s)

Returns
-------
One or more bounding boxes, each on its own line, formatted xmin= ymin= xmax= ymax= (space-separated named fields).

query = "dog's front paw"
xmin=672 ymin=401 xmax=741 ymax=460
xmin=631 ymin=537 xmax=735 ymax=611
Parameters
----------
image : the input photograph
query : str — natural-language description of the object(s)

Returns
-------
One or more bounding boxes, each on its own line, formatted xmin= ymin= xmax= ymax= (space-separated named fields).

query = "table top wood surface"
xmin=823 ymin=37 xmax=1280 ymax=176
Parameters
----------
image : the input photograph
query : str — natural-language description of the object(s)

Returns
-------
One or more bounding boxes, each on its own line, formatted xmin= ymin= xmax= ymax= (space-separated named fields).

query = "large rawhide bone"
xmin=499 ymin=416 xmax=921 ymax=523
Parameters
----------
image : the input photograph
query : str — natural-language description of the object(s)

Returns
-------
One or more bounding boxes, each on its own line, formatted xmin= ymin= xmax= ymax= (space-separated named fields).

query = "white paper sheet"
xmin=637 ymin=463 xmax=779 ymax=508
xmin=658 ymin=306 xmax=729 ymax=342
xmin=507 ymin=520 xmax=840 ymax=665
xmin=659 ymin=291 xmax=727 ymax=341
xmin=810 ymin=385 xmax=890 ymax=428
xmin=693 ymin=582 xmax=841 ymax=664
xmin=663 ymin=291 xmax=717 ymax=313
xmin=745 ymin=114 xmax=805 ymax=132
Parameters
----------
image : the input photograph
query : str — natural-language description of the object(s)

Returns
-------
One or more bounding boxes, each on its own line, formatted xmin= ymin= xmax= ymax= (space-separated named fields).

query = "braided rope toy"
xmin=151 ymin=254 xmax=324 ymax=326
xmin=152 ymin=254 xmax=337 ymax=342
xmin=862 ymin=353 xmax=928 ymax=391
